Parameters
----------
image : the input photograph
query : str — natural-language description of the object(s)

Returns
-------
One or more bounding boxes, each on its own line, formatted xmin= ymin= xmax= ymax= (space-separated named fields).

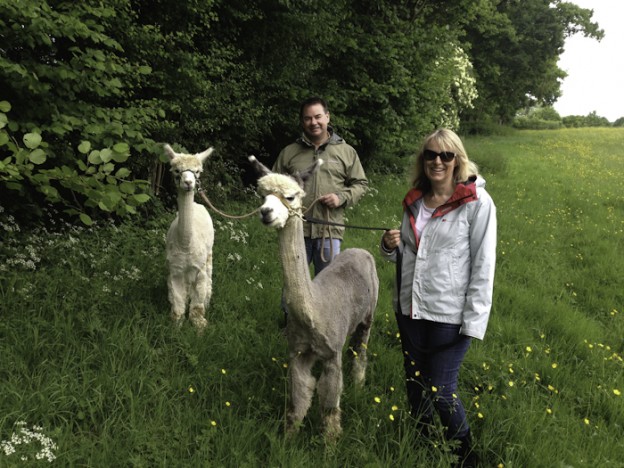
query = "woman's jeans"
xmin=395 ymin=313 xmax=472 ymax=439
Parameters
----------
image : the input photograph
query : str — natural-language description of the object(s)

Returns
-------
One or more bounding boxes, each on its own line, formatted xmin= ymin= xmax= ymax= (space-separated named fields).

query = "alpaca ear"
xmin=248 ymin=155 xmax=272 ymax=177
xmin=297 ymin=159 xmax=323 ymax=186
xmin=196 ymin=147 xmax=214 ymax=164
xmin=164 ymin=144 xmax=177 ymax=161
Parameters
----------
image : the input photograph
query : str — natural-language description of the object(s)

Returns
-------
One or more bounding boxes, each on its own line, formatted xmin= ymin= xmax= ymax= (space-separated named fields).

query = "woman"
xmin=380 ymin=129 xmax=496 ymax=467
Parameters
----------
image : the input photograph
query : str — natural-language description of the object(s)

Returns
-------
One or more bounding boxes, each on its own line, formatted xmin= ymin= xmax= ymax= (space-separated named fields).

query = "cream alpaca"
xmin=249 ymin=156 xmax=379 ymax=440
xmin=164 ymin=144 xmax=214 ymax=331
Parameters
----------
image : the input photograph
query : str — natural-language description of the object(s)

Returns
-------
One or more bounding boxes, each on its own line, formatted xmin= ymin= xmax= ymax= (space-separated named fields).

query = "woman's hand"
xmin=382 ymin=229 xmax=400 ymax=250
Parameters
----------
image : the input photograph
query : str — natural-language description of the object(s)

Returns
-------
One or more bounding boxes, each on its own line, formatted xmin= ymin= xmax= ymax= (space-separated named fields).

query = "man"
xmin=273 ymin=97 xmax=368 ymax=275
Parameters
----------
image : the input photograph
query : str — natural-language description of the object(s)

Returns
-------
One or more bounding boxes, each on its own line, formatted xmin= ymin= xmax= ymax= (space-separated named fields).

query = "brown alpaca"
xmin=249 ymin=155 xmax=379 ymax=441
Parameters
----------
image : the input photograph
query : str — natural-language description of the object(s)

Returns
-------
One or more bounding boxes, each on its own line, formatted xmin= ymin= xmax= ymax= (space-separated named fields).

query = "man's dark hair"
xmin=299 ymin=97 xmax=329 ymax=121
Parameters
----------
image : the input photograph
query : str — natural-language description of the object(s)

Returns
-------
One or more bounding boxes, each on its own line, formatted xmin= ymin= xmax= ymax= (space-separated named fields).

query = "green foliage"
xmin=0 ymin=0 xmax=609 ymax=225
xmin=513 ymin=118 xmax=562 ymax=130
xmin=531 ymin=106 xmax=562 ymax=122
xmin=0 ymin=102 xmax=152 ymax=224
xmin=562 ymin=111 xmax=611 ymax=128
xmin=0 ymin=1 xmax=158 ymax=224
xmin=512 ymin=106 xmax=563 ymax=130
xmin=512 ymin=108 xmax=613 ymax=130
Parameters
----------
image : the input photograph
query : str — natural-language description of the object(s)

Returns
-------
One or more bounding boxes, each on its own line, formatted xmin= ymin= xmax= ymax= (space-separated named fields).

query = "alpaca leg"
xmin=189 ymin=268 xmax=209 ymax=331
xmin=286 ymin=352 xmax=317 ymax=437
xmin=349 ymin=318 xmax=372 ymax=387
xmin=317 ymin=356 xmax=344 ymax=441
xmin=203 ymin=252 xmax=213 ymax=309
xmin=168 ymin=273 xmax=188 ymax=326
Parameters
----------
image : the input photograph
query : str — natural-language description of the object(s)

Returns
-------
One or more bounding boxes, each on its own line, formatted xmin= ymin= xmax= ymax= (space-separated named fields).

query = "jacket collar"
xmin=403 ymin=175 xmax=478 ymax=217
xmin=297 ymin=126 xmax=343 ymax=149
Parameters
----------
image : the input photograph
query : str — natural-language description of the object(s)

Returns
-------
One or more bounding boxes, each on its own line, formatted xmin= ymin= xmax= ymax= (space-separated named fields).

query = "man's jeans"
xmin=305 ymin=237 xmax=341 ymax=275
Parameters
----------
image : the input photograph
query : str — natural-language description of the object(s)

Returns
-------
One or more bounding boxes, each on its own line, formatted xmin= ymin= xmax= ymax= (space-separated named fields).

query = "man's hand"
xmin=319 ymin=193 xmax=341 ymax=208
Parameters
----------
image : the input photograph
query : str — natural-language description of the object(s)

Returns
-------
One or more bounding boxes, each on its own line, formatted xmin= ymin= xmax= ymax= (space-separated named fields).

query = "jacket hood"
xmin=297 ymin=126 xmax=343 ymax=148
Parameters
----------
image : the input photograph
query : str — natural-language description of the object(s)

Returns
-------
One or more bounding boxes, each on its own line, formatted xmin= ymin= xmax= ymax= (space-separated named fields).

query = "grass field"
xmin=1 ymin=128 xmax=623 ymax=467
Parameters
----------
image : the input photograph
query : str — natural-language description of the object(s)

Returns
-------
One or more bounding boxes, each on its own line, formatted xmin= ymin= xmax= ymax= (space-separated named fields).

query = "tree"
xmin=461 ymin=0 xmax=603 ymax=128
xmin=4 ymin=0 xmax=604 ymax=225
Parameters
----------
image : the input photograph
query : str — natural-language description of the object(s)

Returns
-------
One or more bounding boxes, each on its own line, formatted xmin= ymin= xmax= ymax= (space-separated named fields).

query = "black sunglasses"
xmin=423 ymin=149 xmax=456 ymax=162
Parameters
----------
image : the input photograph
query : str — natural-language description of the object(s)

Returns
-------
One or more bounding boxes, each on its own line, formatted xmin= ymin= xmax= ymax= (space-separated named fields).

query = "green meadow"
xmin=1 ymin=128 xmax=622 ymax=467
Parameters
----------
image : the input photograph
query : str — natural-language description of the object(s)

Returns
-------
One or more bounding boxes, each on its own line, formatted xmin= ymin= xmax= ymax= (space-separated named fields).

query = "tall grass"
xmin=1 ymin=128 xmax=622 ymax=467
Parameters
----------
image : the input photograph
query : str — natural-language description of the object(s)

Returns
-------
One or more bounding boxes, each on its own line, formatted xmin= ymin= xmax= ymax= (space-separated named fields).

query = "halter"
xmin=267 ymin=192 xmax=303 ymax=219
xmin=176 ymin=169 xmax=201 ymax=191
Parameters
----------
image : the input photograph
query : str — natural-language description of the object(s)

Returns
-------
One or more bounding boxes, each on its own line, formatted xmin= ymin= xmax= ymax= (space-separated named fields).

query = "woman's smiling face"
xmin=423 ymin=140 xmax=457 ymax=185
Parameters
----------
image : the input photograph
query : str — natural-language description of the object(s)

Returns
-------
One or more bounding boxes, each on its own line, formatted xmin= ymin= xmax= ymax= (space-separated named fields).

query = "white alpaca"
xmin=164 ymin=144 xmax=214 ymax=331
xmin=249 ymin=156 xmax=379 ymax=440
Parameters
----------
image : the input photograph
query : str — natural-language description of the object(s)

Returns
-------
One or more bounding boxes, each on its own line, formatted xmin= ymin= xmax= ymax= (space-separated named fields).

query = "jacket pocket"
xmin=422 ymin=250 xmax=463 ymax=309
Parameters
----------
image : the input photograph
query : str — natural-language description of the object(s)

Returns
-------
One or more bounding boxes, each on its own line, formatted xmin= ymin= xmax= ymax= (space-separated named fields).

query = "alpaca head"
xmin=164 ymin=144 xmax=214 ymax=192
xmin=248 ymin=155 xmax=321 ymax=229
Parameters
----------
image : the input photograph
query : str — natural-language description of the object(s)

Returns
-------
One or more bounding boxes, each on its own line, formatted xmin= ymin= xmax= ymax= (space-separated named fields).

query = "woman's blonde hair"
xmin=409 ymin=128 xmax=478 ymax=191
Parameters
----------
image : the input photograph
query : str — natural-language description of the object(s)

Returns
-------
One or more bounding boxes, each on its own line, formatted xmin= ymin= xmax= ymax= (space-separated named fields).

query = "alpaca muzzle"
xmin=179 ymin=169 xmax=200 ymax=191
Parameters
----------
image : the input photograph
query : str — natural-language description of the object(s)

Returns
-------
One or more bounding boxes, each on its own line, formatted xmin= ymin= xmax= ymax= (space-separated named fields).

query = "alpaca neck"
xmin=278 ymin=214 xmax=314 ymax=317
xmin=175 ymin=189 xmax=196 ymax=247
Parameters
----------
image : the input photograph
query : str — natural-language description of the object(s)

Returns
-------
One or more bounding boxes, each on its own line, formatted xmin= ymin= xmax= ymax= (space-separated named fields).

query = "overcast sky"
xmin=553 ymin=0 xmax=624 ymax=121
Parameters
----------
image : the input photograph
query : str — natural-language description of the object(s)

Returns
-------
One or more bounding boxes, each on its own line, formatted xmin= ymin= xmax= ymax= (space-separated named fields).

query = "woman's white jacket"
xmin=380 ymin=176 xmax=496 ymax=340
